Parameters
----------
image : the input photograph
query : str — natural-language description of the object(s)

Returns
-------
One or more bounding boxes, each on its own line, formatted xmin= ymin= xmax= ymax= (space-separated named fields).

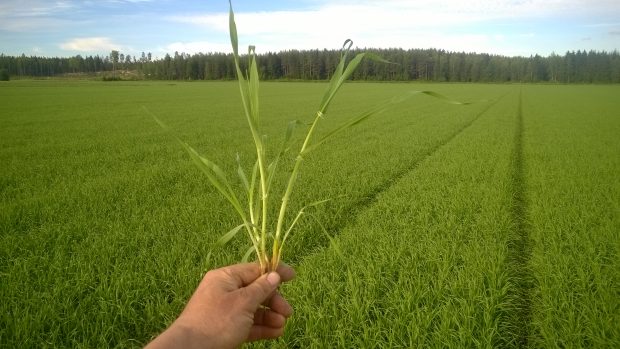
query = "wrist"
xmin=146 ymin=319 xmax=217 ymax=349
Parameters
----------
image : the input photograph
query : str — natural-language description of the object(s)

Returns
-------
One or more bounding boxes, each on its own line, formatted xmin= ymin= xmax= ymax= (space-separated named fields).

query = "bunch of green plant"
xmin=149 ymin=1 xmax=465 ymax=274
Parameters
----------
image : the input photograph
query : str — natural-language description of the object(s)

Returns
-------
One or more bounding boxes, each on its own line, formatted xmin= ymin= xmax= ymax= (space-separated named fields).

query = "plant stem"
xmin=271 ymin=111 xmax=323 ymax=269
xmin=257 ymin=145 xmax=269 ymax=272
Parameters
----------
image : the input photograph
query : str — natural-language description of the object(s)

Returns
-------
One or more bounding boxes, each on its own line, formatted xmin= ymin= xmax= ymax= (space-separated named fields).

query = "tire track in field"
xmin=504 ymin=89 xmax=534 ymax=347
xmin=289 ymin=92 xmax=509 ymax=264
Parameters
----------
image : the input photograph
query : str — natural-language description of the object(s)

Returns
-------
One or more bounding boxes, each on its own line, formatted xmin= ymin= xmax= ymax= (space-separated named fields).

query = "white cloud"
xmin=0 ymin=0 xmax=75 ymax=17
xmin=172 ymin=0 xmax=620 ymax=33
xmin=163 ymin=41 xmax=231 ymax=55
xmin=60 ymin=37 xmax=121 ymax=52
xmin=167 ymin=0 xmax=619 ymax=55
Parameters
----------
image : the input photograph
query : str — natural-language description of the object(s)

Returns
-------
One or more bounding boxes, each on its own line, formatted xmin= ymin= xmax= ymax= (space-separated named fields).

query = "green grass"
xmin=274 ymin=89 xmax=517 ymax=348
xmin=1 ymin=81 xmax=618 ymax=348
xmin=522 ymin=86 xmax=620 ymax=347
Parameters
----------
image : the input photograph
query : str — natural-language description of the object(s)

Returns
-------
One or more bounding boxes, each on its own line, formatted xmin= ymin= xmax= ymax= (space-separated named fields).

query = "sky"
xmin=1 ymin=0 xmax=619 ymax=58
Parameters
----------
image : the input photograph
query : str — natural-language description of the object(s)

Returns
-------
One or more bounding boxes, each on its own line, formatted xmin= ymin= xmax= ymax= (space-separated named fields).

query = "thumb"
xmin=241 ymin=272 xmax=281 ymax=307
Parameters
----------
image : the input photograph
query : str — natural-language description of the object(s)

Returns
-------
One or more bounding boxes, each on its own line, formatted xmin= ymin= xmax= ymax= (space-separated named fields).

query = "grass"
xmin=1 ymin=80 xmax=618 ymax=347
xmin=274 ymin=89 xmax=518 ymax=348
xmin=522 ymin=85 xmax=620 ymax=347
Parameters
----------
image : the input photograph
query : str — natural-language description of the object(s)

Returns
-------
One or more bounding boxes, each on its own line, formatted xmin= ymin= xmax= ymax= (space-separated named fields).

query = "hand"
xmin=145 ymin=262 xmax=296 ymax=349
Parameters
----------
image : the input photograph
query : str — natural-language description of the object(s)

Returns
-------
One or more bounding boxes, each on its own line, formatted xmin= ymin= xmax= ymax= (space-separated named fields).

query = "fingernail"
xmin=266 ymin=272 xmax=280 ymax=286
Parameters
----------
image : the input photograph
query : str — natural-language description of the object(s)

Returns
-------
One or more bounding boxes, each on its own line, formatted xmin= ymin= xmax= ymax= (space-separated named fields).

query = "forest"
xmin=1 ymin=48 xmax=619 ymax=83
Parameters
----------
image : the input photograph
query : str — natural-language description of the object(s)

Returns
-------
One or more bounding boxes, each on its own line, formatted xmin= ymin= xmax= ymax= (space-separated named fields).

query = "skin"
xmin=145 ymin=263 xmax=295 ymax=349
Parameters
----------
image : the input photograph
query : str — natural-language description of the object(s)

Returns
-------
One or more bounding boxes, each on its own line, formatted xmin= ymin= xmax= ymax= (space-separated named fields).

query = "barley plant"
xmin=148 ymin=1 xmax=464 ymax=274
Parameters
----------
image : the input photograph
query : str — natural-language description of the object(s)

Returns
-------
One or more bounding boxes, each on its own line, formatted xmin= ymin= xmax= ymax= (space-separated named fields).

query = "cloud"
xmin=0 ymin=0 xmax=75 ymax=17
xmin=168 ymin=5 xmax=481 ymax=53
xmin=163 ymin=41 xmax=230 ymax=55
xmin=103 ymin=0 xmax=153 ymax=3
xmin=172 ymin=0 xmax=620 ymax=33
xmin=610 ymin=30 xmax=620 ymax=35
xmin=582 ymin=22 xmax=620 ymax=28
xmin=60 ymin=37 xmax=121 ymax=52
xmin=167 ymin=0 xmax=620 ymax=55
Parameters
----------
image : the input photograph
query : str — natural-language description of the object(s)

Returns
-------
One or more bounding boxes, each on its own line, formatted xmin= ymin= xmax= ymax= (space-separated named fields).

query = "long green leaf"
xmin=236 ymin=153 xmax=250 ymax=193
xmin=145 ymin=106 xmax=247 ymax=220
xmin=306 ymin=212 xmax=346 ymax=261
xmin=216 ymin=224 xmax=245 ymax=246
xmin=319 ymin=40 xmax=352 ymax=112
xmin=229 ymin=1 xmax=259 ymax=137
xmin=241 ymin=245 xmax=256 ymax=263
xmin=249 ymin=159 xmax=260 ymax=222
xmin=266 ymin=119 xmax=300 ymax=192
xmin=248 ymin=46 xmax=260 ymax=126
xmin=319 ymin=44 xmax=395 ymax=115
xmin=339 ymin=52 xmax=393 ymax=86
xmin=280 ymin=198 xmax=332 ymax=247
xmin=304 ymin=90 xmax=468 ymax=154
xmin=180 ymin=143 xmax=245 ymax=214
xmin=419 ymin=90 xmax=470 ymax=105
xmin=228 ymin=0 xmax=239 ymax=57
xmin=338 ymin=53 xmax=366 ymax=84
xmin=303 ymin=98 xmax=395 ymax=154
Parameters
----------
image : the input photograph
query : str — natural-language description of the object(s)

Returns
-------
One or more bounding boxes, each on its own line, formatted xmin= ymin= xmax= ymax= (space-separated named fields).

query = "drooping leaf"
xmin=242 ymin=245 xmax=256 ymax=263
xmin=418 ymin=90 xmax=471 ymax=105
xmin=216 ymin=224 xmax=245 ymax=246
xmin=319 ymin=40 xmax=352 ymax=113
xmin=319 ymin=42 xmax=395 ymax=115
xmin=236 ymin=153 xmax=250 ymax=193
xmin=304 ymin=90 xmax=469 ymax=154
xmin=145 ymin=107 xmax=247 ymax=221
xmin=280 ymin=198 xmax=332 ymax=247
xmin=306 ymin=212 xmax=346 ymax=261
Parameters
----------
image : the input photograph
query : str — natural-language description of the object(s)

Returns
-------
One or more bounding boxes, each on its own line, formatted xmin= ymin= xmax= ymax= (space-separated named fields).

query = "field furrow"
xmin=270 ymin=90 xmax=521 ymax=348
xmin=503 ymin=89 xmax=534 ymax=347
xmin=283 ymin=90 xmax=510 ymax=265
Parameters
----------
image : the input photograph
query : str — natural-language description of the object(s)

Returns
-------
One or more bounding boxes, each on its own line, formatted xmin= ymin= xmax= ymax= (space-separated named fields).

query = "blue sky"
xmin=1 ymin=0 xmax=619 ymax=58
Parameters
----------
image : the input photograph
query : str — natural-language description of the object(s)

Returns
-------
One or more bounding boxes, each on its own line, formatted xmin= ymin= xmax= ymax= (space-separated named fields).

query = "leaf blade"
xmin=216 ymin=224 xmax=245 ymax=246
xmin=145 ymin=106 xmax=247 ymax=221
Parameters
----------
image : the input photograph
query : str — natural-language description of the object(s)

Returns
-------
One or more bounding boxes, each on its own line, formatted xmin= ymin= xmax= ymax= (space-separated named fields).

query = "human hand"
xmin=145 ymin=262 xmax=295 ymax=349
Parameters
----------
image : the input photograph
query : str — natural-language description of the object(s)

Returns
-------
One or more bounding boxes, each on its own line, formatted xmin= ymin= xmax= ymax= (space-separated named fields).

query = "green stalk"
xmin=271 ymin=110 xmax=324 ymax=270
xmin=258 ymin=145 xmax=269 ymax=272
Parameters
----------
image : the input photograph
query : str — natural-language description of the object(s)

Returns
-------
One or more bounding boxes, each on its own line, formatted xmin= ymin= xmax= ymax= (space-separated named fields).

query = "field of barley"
xmin=1 ymin=80 xmax=618 ymax=348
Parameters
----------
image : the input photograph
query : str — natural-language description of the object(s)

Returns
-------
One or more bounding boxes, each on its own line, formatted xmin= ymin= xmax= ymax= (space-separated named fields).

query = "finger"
xmin=239 ymin=272 xmax=280 ymax=307
xmin=254 ymin=308 xmax=286 ymax=328
xmin=246 ymin=325 xmax=285 ymax=342
xmin=276 ymin=262 xmax=296 ymax=282
xmin=268 ymin=292 xmax=293 ymax=318
xmin=218 ymin=262 xmax=262 ymax=288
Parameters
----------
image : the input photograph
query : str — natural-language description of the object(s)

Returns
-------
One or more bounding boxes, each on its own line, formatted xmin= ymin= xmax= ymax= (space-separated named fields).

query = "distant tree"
xmin=1 ymin=49 xmax=619 ymax=83
xmin=110 ymin=50 xmax=119 ymax=78
xmin=0 ymin=68 xmax=9 ymax=81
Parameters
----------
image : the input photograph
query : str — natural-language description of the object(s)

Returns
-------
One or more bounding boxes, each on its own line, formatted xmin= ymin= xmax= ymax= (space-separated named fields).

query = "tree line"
xmin=1 ymin=48 xmax=619 ymax=83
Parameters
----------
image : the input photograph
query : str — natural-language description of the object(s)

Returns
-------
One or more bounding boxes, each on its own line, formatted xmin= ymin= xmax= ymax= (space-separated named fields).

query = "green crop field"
xmin=1 ymin=80 xmax=619 ymax=348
